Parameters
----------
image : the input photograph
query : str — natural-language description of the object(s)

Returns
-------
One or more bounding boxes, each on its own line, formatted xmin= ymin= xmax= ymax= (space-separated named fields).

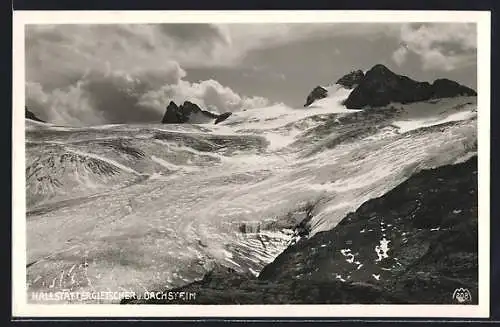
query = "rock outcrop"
xmin=336 ymin=69 xmax=365 ymax=89
xmin=123 ymin=156 xmax=478 ymax=304
xmin=304 ymin=86 xmax=328 ymax=107
xmin=161 ymin=101 xmax=232 ymax=125
xmin=343 ymin=64 xmax=477 ymax=109
xmin=214 ymin=112 xmax=233 ymax=125
xmin=25 ymin=106 xmax=45 ymax=123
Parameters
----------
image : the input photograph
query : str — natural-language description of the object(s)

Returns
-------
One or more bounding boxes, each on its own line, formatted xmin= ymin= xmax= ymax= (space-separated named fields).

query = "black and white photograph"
xmin=13 ymin=10 xmax=490 ymax=318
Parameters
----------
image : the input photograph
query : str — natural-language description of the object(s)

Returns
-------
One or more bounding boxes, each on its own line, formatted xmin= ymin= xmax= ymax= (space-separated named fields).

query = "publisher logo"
xmin=452 ymin=288 xmax=472 ymax=304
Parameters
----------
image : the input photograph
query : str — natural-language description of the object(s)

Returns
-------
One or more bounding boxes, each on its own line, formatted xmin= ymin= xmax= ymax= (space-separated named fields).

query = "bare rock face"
xmin=304 ymin=86 xmax=328 ymax=107
xmin=161 ymin=101 xmax=232 ymax=124
xmin=336 ymin=69 xmax=365 ymax=89
xmin=343 ymin=64 xmax=476 ymax=109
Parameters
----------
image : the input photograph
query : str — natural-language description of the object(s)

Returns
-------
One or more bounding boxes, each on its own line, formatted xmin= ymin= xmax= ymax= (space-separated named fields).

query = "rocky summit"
xmin=161 ymin=101 xmax=232 ymax=125
xmin=343 ymin=64 xmax=477 ymax=109
xmin=123 ymin=155 xmax=478 ymax=304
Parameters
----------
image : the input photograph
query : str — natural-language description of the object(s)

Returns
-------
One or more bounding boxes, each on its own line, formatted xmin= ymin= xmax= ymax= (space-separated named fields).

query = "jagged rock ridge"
xmin=304 ymin=64 xmax=476 ymax=108
xmin=122 ymin=156 xmax=478 ymax=304
xmin=161 ymin=101 xmax=232 ymax=125
xmin=25 ymin=106 xmax=45 ymax=123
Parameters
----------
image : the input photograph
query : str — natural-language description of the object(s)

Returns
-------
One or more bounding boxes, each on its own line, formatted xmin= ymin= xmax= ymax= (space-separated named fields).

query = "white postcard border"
xmin=12 ymin=10 xmax=491 ymax=318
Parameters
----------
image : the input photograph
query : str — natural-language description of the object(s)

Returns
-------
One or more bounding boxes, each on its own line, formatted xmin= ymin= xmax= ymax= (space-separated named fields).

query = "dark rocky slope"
xmin=123 ymin=156 xmax=478 ymax=304
xmin=25 ymin=106 xmax=45 ymax=123
xmin=343 ymin=64 xmax=476 ymax=109
xmin=161 ymin=101 xmax=232 ymax=125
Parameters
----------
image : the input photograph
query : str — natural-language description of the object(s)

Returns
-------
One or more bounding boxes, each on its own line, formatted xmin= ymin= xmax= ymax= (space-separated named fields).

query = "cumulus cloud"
xmin=25 ymin=24 xmax=229 ymax=84
xmin=27 ymin=23 xmax=356 ymax=82
xmin=156 ymin=23 xmax=231 ymax=48
xmin=25 ymin=24 xmax=275 ymax=125
xmin=27 ymin=70 xmax=168 ymax=125
xmin=26 ymin=23 xmax=401 ymax=80
xmin=391 ymin=23 xmax=477 ymax=71
xmin=140 ymin=79 xmax=270 ymax=114
xmin=26 ymin=68 xmax=271 ymax=125
xmin=391 ymin=46 xmax=409 ymax=66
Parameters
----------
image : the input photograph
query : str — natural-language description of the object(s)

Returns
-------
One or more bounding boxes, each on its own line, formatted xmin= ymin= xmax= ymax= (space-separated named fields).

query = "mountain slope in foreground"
xmin=126 ymin=155 xmax=478 ymax=304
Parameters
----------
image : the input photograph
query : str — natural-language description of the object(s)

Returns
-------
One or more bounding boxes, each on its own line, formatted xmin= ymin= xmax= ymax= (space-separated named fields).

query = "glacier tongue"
xmin=25 ymin=95 xmax=477 ymax=303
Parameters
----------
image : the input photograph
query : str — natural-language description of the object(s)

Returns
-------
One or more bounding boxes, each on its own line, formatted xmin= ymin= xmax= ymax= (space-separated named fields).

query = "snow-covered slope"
xmin=25 ymin=87 xmax=477 ymax=303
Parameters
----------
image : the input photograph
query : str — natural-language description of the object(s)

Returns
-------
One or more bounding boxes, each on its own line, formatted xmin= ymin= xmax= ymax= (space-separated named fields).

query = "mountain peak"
xmin=364 ymin=64 xmax=400 ymax=80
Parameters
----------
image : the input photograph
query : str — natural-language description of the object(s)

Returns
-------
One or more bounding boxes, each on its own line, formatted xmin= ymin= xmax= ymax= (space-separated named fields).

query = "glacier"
xmin=25 ymin=86 xmax=478 ymax=303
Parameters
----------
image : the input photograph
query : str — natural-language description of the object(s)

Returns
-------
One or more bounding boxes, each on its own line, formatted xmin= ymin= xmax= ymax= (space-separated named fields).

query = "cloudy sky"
xmin=25 ymin=23 xmax=477 ymax=126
